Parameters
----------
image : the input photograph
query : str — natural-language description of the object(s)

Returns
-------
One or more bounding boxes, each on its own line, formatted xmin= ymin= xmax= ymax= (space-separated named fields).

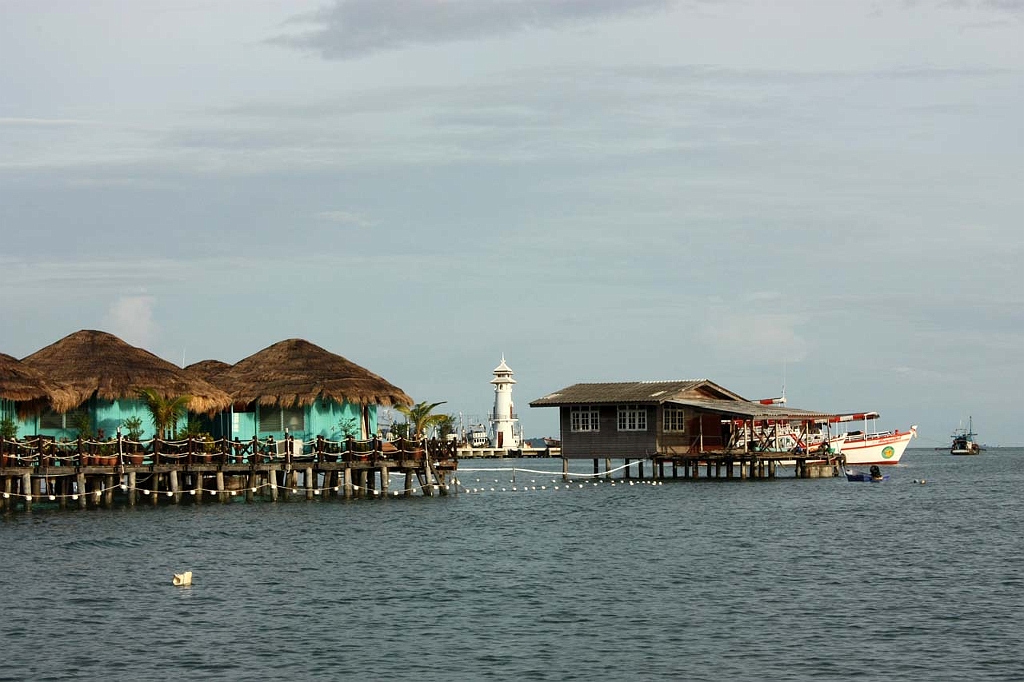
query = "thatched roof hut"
xmin=184 ymin=359 xmax=232 ymax=387
xmin=0 ymin=352 xmax=73 ymax=416
xmin=21 ymin=330 xmax=233 ymax=414
xmin=216 ymin=338 xmax=412 ymax=409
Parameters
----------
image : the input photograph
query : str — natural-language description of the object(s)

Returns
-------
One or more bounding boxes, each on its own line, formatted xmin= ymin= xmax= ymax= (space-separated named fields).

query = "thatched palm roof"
xmin=21 ymin=330 xmax=233 ymax=414
xmin=184 ymin=359 xmax=232 ymax=388
xmin=217 ymin=338 xmax=412 ymax=408
xmin=0 ymin=352 xmax=74 ymax=415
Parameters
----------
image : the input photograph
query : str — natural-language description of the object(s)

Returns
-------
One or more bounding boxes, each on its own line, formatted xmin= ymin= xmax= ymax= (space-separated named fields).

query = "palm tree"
xmin=395 ymin=400 xmax=447 ymax=440
xmin=138 ymin=388 xmax=191 ymax=439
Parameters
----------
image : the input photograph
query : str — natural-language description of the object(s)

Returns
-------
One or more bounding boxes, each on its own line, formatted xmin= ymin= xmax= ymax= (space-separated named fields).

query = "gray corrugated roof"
xmin=531 ymin=380 xmax=720 ymax=406
xmin=666 ymin=397 xmax=836 ymax=421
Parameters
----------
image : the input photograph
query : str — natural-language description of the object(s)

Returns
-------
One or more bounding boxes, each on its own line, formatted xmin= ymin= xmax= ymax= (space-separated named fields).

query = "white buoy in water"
xmin=172 ymin=571 xmax=193 ymax=587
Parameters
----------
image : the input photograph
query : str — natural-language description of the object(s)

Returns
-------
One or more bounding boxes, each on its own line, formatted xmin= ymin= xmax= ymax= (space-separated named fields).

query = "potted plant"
xmin=70 ymin=411 xmax=93 ymax=465
xmin=121 ymin=416 xmax=145 ymax=465
xmin=0 ymin=416 xmax=16 ymax=467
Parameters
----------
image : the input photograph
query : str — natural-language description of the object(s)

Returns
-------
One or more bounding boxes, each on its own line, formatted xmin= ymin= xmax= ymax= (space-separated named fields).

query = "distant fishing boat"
xmin=466 ymin=424 xmax=490 ymax=448
xmin=950 ymin=417 xmax=981 ymax=456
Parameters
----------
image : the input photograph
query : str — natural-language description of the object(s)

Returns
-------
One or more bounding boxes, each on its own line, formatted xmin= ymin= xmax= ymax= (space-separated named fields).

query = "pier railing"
xmin=0 ymin=434 xmax=459 ymax=469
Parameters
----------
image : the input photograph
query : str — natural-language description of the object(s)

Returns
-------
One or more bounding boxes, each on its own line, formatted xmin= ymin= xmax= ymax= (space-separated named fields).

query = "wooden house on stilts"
xmin=530 ymin=380 xmax=842 ymax=480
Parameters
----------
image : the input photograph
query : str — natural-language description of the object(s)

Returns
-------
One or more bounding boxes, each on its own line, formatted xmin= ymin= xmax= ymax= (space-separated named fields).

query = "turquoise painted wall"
xmin=27 ymin=397 xmax=187 ymax=441
xmin=221 ymin=400 xmax=379 ymax=445
xmin=3 ymin=399 xmax=31 ymax=437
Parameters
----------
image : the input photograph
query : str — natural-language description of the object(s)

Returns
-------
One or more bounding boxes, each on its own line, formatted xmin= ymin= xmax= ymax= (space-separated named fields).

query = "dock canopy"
xmin=21 ymin=330 xmax=232 ymax=415
xmin=214 ymin=338 xmax=413 ymax=409
xmin=0 ymin=352 xmax=73 ymax=416
xmin=664 ymin=397 xmax=837 ymax=423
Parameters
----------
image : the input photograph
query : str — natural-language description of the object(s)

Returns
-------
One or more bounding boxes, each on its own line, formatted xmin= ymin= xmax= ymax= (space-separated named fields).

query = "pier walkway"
xmin=0 ymin=435 xmax=458 ymax=512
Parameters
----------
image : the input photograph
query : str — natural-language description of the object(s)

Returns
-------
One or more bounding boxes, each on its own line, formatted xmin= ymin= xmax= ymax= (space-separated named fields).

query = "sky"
xmin=1 ymin=0 xmax=1021 ymax=446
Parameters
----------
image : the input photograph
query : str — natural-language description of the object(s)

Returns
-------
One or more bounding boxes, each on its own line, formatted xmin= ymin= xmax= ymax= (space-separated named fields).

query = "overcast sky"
xmin=2 ymin=0 xmax=1021 ymax=446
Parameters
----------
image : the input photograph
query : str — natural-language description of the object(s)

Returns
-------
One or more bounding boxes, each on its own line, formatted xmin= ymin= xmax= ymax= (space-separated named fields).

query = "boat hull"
xmin=840 ymin=428 xmax=915 ymax=466
xmin=845 ymin=471 xmax=889 ymax=482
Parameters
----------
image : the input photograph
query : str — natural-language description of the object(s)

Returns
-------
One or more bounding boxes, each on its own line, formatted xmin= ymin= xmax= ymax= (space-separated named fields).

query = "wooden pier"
xmin=0 ymin=435 xmax=458 ymax=513
xmin=566 ymin=453 xmax=840 ymax=481
xmin=456 ymin=446 xmax=557 ymax=459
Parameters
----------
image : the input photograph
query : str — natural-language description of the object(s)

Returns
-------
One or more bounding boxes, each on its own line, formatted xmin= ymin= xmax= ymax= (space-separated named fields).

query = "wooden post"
xmin=404 ymin=470 xmax=413 ymax=497
xmin=216 ymin=471 xmax=226 ymax=503
xmin=380 ymin=465 xmax=389 ymax=495
xmin=168 ymin=470 xmax=180 ymax=504
xmin=605 ymin=458 xmax=612 ymax=481
xmin=305 ymin=467 xmax=314 ymax=500
xmin=624 ymin=458 xmax=631 ymax=480
xmin=76 ymin=472 xmax=87 ymax=509
xmin=343 ymin=468 xmax=353 ymax=498
xmin=56 ymin=477 xmax=67 ymax=509
xmin=269 ymin=469 xmax=279 ymax=501
xmin=423 ymin=458 xmax=437 ymax=496
xmin=21 ymin=473 xmax=32 ymax=511
xmin=562 ymin=457 xmax=569 ymax=483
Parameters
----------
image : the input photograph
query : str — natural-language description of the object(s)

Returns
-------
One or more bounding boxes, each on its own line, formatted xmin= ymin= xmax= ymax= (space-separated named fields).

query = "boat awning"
xmin=665 ymin=398 xmax=837 ymax=422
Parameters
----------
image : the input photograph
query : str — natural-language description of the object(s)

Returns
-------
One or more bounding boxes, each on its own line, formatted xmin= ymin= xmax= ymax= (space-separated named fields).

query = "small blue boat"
xmin=845 ymin=466 xmax=889 ymax=482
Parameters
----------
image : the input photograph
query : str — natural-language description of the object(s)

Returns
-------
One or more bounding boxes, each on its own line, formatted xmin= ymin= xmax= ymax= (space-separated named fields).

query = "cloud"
xmin=315 ymin=210 xmax=375 ymax=227
xmin=699 ymin=311 xmax=809 ymax=365
xmin=102 ymin=295 xmax=158 ymax=350
xmin=270 ymin=0 xmax=674 ymax=59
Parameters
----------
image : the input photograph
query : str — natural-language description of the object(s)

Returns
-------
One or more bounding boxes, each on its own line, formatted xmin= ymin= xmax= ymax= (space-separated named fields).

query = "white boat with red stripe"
xmin=828 ymin=412 xmax=917 ymax=465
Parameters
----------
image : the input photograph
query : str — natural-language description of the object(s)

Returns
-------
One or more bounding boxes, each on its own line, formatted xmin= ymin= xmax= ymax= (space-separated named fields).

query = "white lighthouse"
xmin=488 ymin=355 xmax=522 ymax=451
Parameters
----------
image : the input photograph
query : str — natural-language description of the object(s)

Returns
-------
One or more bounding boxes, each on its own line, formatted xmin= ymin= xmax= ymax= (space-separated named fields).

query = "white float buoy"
xmin=172 ymin=571 xmax=193 ymax=587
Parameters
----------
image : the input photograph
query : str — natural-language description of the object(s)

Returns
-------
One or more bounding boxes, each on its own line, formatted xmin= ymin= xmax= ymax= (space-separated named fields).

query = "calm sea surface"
xmin=2 ymin=449 xmax=1022 ymax=681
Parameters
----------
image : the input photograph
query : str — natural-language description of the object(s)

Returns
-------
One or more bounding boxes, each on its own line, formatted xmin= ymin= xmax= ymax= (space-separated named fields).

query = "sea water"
xmin=1 ymin=449 xmax=1022 ymax=681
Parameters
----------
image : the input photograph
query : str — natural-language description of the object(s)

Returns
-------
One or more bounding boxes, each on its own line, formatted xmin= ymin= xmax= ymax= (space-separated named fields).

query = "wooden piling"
xmin=22 ymin=473 xmax=32 ymax=511
xmin=76 ymin=472 xmax=87 ymax=509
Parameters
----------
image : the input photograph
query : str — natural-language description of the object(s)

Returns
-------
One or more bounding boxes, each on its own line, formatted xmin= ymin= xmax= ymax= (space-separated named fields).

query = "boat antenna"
xmin=781 ymin=361 xmax=787 ymax=404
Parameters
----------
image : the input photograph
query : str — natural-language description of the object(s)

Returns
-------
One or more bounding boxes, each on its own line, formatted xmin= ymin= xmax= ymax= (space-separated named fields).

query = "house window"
xmin=259 ymin=405 xmax=305 ymax=433
xmin=570 ymin=406 xmax=600 ymax=432
xmin=663 ymin=407 xmax=686 ymax=432
xmin=39 ymin=408 xmax=87 ymax=431
xmin=617 ymin=404 xmax=647 ymax=431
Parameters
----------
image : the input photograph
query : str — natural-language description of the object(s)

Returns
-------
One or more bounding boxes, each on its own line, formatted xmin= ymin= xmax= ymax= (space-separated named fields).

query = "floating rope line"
xmin=458 ymin=460 xmax=641 ymax=478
